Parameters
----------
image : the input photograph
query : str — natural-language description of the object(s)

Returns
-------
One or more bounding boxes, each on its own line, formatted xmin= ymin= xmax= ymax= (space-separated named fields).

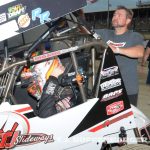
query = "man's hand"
xmin=108 ymin=43 xmax=120 ymax=54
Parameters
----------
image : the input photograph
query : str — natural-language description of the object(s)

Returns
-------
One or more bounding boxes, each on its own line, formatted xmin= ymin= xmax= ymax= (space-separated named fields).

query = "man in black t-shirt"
xmin=141 ymin=40 xmax=150 ymax=85
xmin=96 ymin=6 xmax=144 ymax=106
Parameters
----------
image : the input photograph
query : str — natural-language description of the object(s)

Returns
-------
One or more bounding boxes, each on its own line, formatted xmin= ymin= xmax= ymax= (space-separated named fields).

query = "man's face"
xmin=112 ymin=9 xmax=130 ymax=28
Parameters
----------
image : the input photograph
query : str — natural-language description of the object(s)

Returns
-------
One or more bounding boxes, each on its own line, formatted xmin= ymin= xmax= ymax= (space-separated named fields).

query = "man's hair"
xmin=116 ymin=6 xmax=134 ymax=19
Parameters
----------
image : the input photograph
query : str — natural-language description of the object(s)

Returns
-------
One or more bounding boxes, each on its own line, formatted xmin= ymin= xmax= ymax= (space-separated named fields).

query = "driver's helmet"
xmin=21 ymin=50 xmax=61 ymax=100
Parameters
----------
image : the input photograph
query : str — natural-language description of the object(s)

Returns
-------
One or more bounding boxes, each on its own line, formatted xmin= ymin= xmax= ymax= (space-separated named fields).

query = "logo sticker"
xmin=21 ymin=71 xmax=37 ymax=78
xmin=107 ymin=40 xmax=126 ymax=47
xmin=100 ymin=78 xmax=121 ymax=91
xmin=101 ymin=66 xmax=119 ymax=79
xmin=0 ymin=13 xmax=7 ymax=24
xmin=32 ymin=8 xmax=51 ymax=24
xmin=101 ymin=89 xmax=123 ymax=102
xmin=106 ymin=101 xmax=124 ymax=115
xmin=33 ymin=51 xmax=60 ymax=62
xmin=7 ymin=4 xmax=26 ymax=19
xmin=18 ymin=13 xmax=30 ymax=28
xmin=0 ymin=112 xmax=54 ymax=149
xmin=15 ymin=133 xmax=54 ymax=146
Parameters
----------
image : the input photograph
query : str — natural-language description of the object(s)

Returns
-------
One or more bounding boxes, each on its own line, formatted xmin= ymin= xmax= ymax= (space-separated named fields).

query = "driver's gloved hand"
xmin=38 ymin=76 xmax=74 ymax=118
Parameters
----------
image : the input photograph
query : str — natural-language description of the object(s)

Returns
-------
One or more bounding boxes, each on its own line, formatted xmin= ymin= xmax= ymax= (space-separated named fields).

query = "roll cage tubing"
xmin=0 ymin=14 xmax=106 ymax=104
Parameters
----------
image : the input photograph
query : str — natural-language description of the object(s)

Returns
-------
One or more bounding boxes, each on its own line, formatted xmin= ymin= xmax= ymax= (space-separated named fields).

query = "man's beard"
xmin=112 ymin=20 xmax=125 ymax=28
xmin=112 ymin=23 xmax=125 ymax=28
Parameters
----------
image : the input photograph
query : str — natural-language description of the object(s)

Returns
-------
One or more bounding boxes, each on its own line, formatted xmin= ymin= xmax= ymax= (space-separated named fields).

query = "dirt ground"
xmin=138 ymin=61 xmax=150 ymax=119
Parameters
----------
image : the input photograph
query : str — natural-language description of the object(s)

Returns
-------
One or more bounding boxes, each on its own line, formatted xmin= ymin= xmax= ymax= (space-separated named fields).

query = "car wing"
xmin=0 ymin=0 xmax=87 ymax=42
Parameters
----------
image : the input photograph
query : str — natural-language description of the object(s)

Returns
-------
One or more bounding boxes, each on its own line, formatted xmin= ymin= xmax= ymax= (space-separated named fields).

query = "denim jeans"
xmin=128 ymin=94 xmax=138 ymax=107
xmin=146 ymin=68 xmax=150 ymax=85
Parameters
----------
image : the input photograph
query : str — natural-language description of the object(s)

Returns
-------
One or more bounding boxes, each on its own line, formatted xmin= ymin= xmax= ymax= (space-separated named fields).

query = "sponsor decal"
xmin=107 ymin=40 xmax=126 ymax=47
xmin=32 ymin=8 xmax=51 ymax=24
xmin=56 ymin=97 xmax=72 ymax=112
xmin=101 ymin=66 xmax=118 ymax=79
xmin=0 ymin=112 xmax=54 ymax=149
xmin=33 ymin=51 xmax=61 ymax=62
xmin=7 ymin=4 xmax=26 ymax=19
xmin=33 ymin=46 xmax=78 ymax=62
xmin=106 ymin=101 xmax=124 ymax=115
xmin=100 ymin=78 xmax=121 ymax=91
xmin=0 ymin=122 xmax=19 ymax=149
xmin=21 ymin=71 xmax=37 ymax=78
xmin=18 ymin=13 xmax=30 ymax=28
xmin=46 ymin=81 xmax=56 ymax=95
xmin=68 ymin=72 xmax=76 ymax=77
xmin=15 ymin=133 xmax=54 ymax=146
xmin=101 ymin=89 xmax=123 ymax=102
xmin=0 ymin=13 xmax=7 ymax=24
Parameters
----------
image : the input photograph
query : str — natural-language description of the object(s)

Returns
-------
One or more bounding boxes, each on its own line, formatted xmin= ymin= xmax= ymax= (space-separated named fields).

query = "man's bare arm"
xmin=109 ymin=44 xmax=144 ymax=58
xmin=141 ymin=47 xmax=150 ymax=66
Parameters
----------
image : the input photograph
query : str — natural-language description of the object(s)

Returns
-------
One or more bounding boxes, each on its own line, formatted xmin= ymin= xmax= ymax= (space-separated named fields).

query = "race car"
xmin=0 ymin=0 xmax=150 ymax=149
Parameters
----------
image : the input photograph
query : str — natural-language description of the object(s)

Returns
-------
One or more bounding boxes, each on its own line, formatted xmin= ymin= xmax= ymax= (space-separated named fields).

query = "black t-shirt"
xmin=147 ymin=40 xmax=150 ymax=48
xmin=146 ymin=40 xmax=150 ymax=61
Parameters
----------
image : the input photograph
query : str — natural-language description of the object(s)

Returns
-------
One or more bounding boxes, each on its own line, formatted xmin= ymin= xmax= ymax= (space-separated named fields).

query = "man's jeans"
xmin=146 ymin=69 xmax=150 ymax=85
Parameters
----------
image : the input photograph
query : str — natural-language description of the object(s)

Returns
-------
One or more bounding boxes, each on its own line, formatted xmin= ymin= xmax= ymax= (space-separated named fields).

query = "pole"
xmin=107 ymin=0 xmax=110 ymax=28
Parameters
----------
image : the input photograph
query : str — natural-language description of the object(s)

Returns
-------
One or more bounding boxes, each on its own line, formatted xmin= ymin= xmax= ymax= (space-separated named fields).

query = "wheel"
xmin=119 ymin=144 xmax=150 ymax=150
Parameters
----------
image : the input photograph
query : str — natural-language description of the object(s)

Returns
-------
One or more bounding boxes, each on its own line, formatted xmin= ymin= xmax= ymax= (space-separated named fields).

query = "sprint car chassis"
xmin=0 ymin=0 xmax=150 ymax=150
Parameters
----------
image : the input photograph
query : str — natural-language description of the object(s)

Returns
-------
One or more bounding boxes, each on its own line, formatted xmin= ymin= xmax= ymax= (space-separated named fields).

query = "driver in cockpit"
xmin=21 ymin=52 xmax=75 ymax=118
xmin=37 ymin=57 xmax=74 ymax=118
